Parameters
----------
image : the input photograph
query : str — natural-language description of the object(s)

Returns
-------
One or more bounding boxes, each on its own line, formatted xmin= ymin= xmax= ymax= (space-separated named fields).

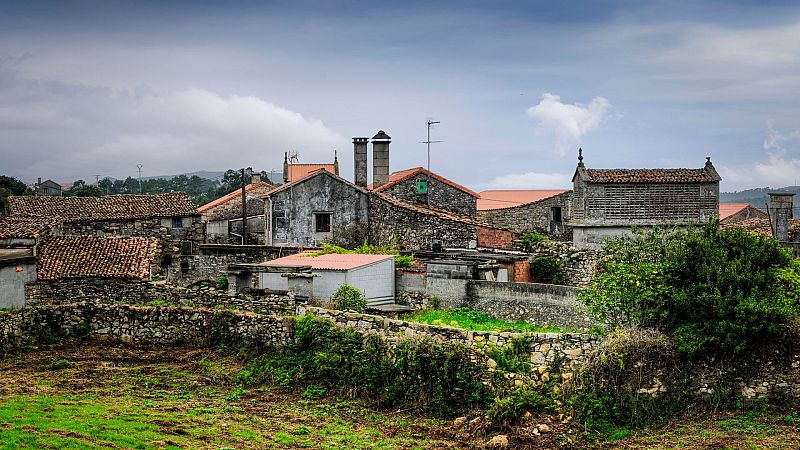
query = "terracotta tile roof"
xmin=586 ymin=168 xmax=716 ymax=184
xmin=477 ymin=190 xmax=570 ymax=211
xmin=0 ymin=215 xmax=60 ymax=240
xmin=198 ymin=181 xmax=274 ymax=213
xmin=265 ymin=169 xmax=371 ymax=197
xmin=720 ymin=218 xmax=800 ymax=240
xmin=7 ymin=192 xmax=199 ymax=222
xmin=371 ymin=167 xmax=479 ymax=197
xmin=287 ymin=164 xmax=336 ymax=182
xmin=38 ymin=236 xmax=158 ymax=280
xmin=261 ymin=251 xmax=394 ymax=271
xmin=719 ymin=204 xmax=767 ymax=221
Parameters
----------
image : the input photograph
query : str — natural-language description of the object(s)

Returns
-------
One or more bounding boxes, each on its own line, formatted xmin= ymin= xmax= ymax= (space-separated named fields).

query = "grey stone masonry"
xmin=379 ymin=173 xmax=478 ymax=216
xmin=477 ymin=191 xmax=572 ymax=239
xmin=519 ymin=240 xmax=600 ymax=287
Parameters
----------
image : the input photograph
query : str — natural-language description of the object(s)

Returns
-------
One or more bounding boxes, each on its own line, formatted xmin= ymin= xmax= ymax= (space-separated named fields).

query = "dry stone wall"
xmin=521 ymin=240 xmax=600 ymax=287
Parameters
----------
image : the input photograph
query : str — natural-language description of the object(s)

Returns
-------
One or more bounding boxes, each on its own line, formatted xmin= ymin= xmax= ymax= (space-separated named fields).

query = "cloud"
xmin=0 ymin=68 xmax=343 ymax=182
xmin=719 ymin=122 xmax=800 ymax=190
xmin=526 ymin=93 xmax=611 ymax=155
xmin=479 ymin=171 xmax=572 ymax=190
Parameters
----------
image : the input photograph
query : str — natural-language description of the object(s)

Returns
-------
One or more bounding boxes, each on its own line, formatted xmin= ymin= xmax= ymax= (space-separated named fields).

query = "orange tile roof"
xmin=198 ymin=181 xmax=274 ymax=213
xmin=719 ymin=204 xmax=751 ymax=221
xmin=8 ymin=192 xmax=198 ymax=221
xmin=720 ymin=218 xmax=800 ymax=240
xmin=266 ymin=169 xmax=371 ymax=197
xmin=0 ymin=214 xmax=61 ymax=240
xmin=287 ymin=164 xmax=336 ymax=182
xmin=586 ymin=168 xmax=716 ymax=184
xmin=477 ymin=190 xmax=570 ymax=211
xmin=38 ymin=236 xmax=158 ymax=280
xmin=261 ymin=251 xmax=394 ymax=271
xmin=372 ymin=167 xmax=479 ymax=197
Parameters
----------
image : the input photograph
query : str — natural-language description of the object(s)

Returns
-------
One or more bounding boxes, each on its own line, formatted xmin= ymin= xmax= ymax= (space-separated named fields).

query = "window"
xmin=314 ymin=212 xmax=332 ymax=233
xmin=551 ymin=206 xmax=563 ymax=222
xmin=172 ymin=217 xmax=184 ymax=229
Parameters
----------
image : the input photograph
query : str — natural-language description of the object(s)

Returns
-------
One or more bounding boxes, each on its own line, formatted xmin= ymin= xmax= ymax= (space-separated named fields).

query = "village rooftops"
xmin=37 ymin=236 xmax=158 ymax=280
xmin=477 ymin=190 xmax=570 ymax=211
xmin=7 ymin=192 xmax=199 ymax=222
xmin=720 ymin=204 xmax=766 ymax=222
xmin=198 ymin=181 xmax=274 ymax=213
xmin=370 ymin=167 xmax=479 ymax=197
xmin=0 ymin=214 xmax=61 ymax=240
xmin=260 ymin=252 xmax=394 ymax=271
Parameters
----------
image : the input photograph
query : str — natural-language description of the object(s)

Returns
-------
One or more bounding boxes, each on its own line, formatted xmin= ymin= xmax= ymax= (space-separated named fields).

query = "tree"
xmin=0 ymin=175 xmax=32 ymax=216
xmin=64 ymin=185 xmax=103 ymax=197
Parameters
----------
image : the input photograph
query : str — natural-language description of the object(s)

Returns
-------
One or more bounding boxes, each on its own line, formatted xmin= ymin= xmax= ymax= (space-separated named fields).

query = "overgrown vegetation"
xmin=330 ymin=284 xmax=367 ymax=313
xmin=310 ymin=242 xmax=414 ymax=269
xmin=580 ymin=221 xmax=800 ymax=356
xmin=530 ymin=256 xmax=565 ymax=284
xmin=215 ymin=275 xmax=229 ymax=290
xmin=518 ymin=230 xmax=549 ymax=252
xmin=401 ymin=307 xmax=566 ymax=333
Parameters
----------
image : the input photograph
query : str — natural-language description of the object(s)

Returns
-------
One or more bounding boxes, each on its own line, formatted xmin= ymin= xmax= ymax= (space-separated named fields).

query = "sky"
xmin=2 ymin=0 xmax=800 ymax=192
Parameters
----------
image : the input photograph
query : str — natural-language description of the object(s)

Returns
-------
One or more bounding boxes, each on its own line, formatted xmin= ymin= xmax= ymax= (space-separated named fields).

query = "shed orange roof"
xmin=719 ymin=204 xmax=759 ymax=221
xmin=287 ymin=164 xmax=336 ymax=183
xmin=198 ymin=181 xmax=274 ymax=213
xmin=260 ymin=252 xmax=394 ymax=271
xmin=477 ymin=190 xmax=570 ymax=211
xmin=370 ymin=167 xmax=478 ymax=197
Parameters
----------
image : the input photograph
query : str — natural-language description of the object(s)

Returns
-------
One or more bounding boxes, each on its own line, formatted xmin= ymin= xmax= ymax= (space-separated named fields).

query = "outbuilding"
xmin=258 ymin=252 xmax=395 ymax=307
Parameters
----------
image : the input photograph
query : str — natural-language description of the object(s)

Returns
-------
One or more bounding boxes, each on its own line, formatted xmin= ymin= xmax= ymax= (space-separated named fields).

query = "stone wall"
xmin=379 ymin=173 xmax=477 ymax=216
xmin=521 ymin=240 xmax=600 ymax=287
xmin=62 ymin=216 xmax=205 ymax=250
xmin=369 ymin=194 xmax=476 ymax=251
xmin=165 ymin=244 xmax=304 ymax=287
xmin=25 ymin=278 xmax=300 ymax=315
xmin=477 ymin=191 xmax=573 ymax=239
xmin=395 ymin=272 xmax=593 ymax=329
xmin=0 ymin=303 xmax=294 ymax=348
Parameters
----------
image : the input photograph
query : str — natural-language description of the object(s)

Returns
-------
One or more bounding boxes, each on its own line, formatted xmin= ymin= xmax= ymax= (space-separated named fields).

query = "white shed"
xmin=259 ymin=252 xmax=395 ymax=307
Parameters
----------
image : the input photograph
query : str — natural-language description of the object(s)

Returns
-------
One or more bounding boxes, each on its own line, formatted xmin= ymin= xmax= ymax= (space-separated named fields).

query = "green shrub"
xmin=50 ymin=359 xmax=73 ymax=370
xmin=215 ymin=275 xmax=229 ymax=290
xmin=519 ymin=230 xmax=549 ymax=252
xmin=580 ymin=221 xmax=800 ymax=356
xmin=331 ymin=284 xmax=367 ymax=312
xmin=311 ymin=242 xmax=414 ymax=270
xmin=487 ymin=384 xmax=553 ymax=425
xmin=530 ymin=256 xmax=562 ymax=283
xmin=394 ymin=254 xmax=414 ymax=269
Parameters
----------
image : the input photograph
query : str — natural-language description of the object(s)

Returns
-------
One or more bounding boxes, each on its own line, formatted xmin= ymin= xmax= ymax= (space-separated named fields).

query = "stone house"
xmin=719 ymin=203 xmax=768 ymax=224
xmin=371 ymin=167 xmax=479 ymax=216
xmin=34 ymin=178 xmax=69 ymax=196
xmin=477 ymin=190 xmax=573 ymax=239
xmin=6 ymin=193 xmax=203 ymax=250
xmin=198 ymin=175 xmax=274 ymax=244
xmin=571 ymin=150 xmax=721 ymax=248
xmin=25 ymin=235 xmax=159 ymax=307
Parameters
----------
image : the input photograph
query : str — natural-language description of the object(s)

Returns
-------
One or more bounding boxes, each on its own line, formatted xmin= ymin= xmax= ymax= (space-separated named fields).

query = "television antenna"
xmin=287 ymin=151 xmax=300 ymax=164
xmin=420 ymin=119 xmax=442 ymax=205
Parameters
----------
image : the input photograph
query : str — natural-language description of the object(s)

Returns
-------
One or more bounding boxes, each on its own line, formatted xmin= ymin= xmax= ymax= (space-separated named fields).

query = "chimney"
xmin=251 ymin=173 xmax=261 ymax=184
xmin=769 ymin=192 xmax=795 ymax=243
xmin=333 ymin=150 xmax=340 ymax=176
xmin=283 ymin=152 xmax=289 ymax=183
xmin=37 ymin=177 xmax=42 ymax=185
xmin=353 ymin=137 xmax=368 ymax=187
xmin=371 ymin=130 xmax=391 ymax=188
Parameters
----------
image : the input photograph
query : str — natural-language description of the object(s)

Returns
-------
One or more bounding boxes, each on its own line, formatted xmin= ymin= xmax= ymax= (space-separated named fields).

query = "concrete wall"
xmin=347 ymin=258 xmax=394 ymax=304
xmin=379 ymin=174 xmax=477 ymax=216
xmin=267 ymin=173 xmax=370 ymax=247
xmin=0 ymin=262 xmax=36 ymax=309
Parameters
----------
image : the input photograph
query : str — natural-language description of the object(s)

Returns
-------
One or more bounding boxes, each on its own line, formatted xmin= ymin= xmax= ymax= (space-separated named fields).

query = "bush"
xmin=580 ymin=221 xmax=800 ymax=356
xmin=530 ymin=256 xmax=562 ymax=283
xmin=331 ymin=284 xmax=367 ymax=312
xmin=215 ymin=275 xmax=229 ymax=290
xmin=519 ymin=230 xmax=548 ymax=252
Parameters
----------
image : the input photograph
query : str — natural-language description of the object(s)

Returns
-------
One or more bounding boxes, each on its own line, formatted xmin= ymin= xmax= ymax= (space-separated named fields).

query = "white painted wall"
xmin=0 ymin=262 xmax=37 ymax=309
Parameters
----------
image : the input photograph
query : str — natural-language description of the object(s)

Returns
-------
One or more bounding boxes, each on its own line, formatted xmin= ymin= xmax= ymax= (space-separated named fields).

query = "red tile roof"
xmin=0 ymin=215 xmax=60 ymax=240
xmin=37 ymin=236 xmax=158 ymax=280
xmin=586 ymin=168 xmax=716 ymax=184
xmin=287 ymin=164 xmax=336 ymax=183
xmin=8 ymin=192 xmax=198 ymax=221
xmin=719 ymin=204 xmax=766 ymax=221
xmin=477 ymin=190 xmax=570 ymax=211
xmin=372 ymin=167 xmax=479 ymax=197
xmin=261 ymin=251 xmax=394 ymax=271
xmin=720 ymin=218 xmax=800 ymax=240
xmin=198 ymin=181 xmax=274 ymax=213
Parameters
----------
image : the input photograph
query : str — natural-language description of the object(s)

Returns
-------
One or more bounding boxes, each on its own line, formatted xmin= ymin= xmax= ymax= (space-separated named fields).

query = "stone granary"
xmin=6 ymin=193 xmax=204 ymax=255
xmin=570 ymin=150 xmax=721 ymax=248
xmin=198 ymin=174 xmax=274 ymax=244
xmin=477 ymin=190 xmax=573 ymax=239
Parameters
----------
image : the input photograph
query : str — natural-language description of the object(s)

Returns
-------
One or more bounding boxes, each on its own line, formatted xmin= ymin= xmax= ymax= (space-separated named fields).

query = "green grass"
xmin=400 ymin=307 xmax=569 ymax=333
xmin=0 ymin=344 xmax=470 ymax=449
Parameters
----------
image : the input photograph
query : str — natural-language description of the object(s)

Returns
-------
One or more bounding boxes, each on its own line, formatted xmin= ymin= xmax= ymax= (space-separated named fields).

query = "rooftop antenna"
xmin=288 ymin=151 xmax=300 ymax=164
xmin=136 ymin=164 xmax=143 ymax=194
xmin=420 ymin=118 xmax=442 ymax=205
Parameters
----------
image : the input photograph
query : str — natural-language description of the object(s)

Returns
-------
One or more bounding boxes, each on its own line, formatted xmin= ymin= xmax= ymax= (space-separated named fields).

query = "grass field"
xmin=400 ymin=307 xmax=569 ymax=333
xmin=2 ymin=343 xmax=800 ymax=449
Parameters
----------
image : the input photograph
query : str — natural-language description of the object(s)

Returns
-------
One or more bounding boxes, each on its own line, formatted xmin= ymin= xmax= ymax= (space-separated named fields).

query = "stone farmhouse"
xmin=199 ymin=174 xmax=274 ymax=245
xmin=570 ymin=150 xmax=722 ymax=248
xmin=33 ymin=178 xmax=72 ymax=196
xmin=477 ymin=190 xmax=572 ymax=238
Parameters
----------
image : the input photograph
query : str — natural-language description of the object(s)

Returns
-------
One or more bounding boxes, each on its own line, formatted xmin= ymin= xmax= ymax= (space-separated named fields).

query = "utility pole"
xmin=241 ymin=168 xmax=247 ymax=245
xmin=421 ymin=119 xmax=441 ymax=205
xmin=136 ymin=164 xmax=143 ymax=194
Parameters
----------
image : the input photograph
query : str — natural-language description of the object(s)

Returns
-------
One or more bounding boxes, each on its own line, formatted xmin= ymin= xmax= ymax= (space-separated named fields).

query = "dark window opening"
xmin=314 ymin=212 xmax=332 ymax=232
xmin=172 ymin=217 xmax=184 ymax=228
xmin=551 ymin=206 xmax=563 ymax=222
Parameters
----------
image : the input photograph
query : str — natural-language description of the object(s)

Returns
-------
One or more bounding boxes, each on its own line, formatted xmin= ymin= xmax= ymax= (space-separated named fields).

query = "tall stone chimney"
xmin=353 ymin=137 xmax=368 ymax=187
xmin=371 ymin=130 xmax=391 ymax=189
xmin=283 ymin=152 xmax=289 ymax=183
xmin=251 ymin=173 xmax=261 ymax=184
xmin=769 ymin=192 xmax=795 ymax=242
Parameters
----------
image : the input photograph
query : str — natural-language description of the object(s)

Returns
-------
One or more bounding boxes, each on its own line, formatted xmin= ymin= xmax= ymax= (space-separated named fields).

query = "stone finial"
xmin=577 ymin=148 xmax=584 ymax=167
xmin=333 ymin=149 xmax=340 ymax=176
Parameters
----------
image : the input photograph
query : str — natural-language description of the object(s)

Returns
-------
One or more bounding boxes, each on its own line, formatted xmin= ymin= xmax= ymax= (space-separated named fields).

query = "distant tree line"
xmin=0 ymin=175 xmax=34 ymax=217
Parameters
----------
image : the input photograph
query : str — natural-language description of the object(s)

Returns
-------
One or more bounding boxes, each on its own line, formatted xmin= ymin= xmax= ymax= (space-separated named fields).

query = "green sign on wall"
xmin=417 ymin=181 xmax=428 ymax=194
